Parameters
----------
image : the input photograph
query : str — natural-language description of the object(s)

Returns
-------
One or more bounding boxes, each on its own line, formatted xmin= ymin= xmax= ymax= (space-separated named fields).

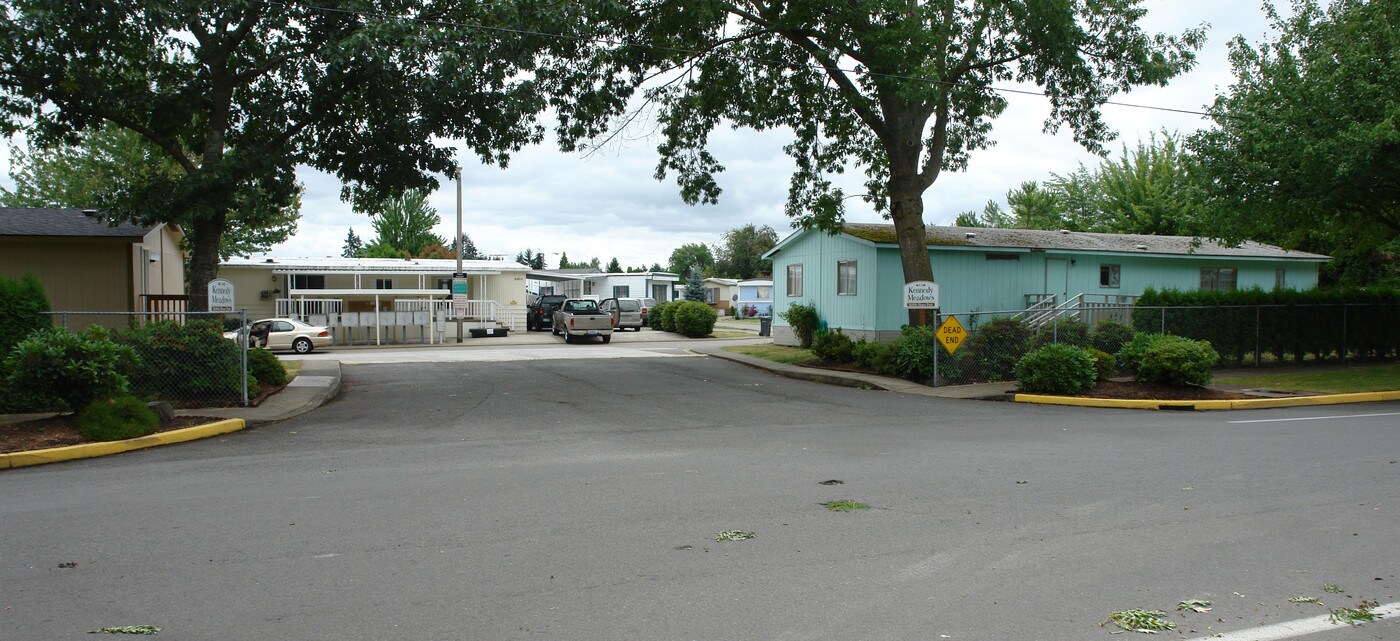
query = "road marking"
xmin=1184 ymin=602 xmax=1398 ymax=641
xmin=1228 ymin=411 xmax=1400 ymax=424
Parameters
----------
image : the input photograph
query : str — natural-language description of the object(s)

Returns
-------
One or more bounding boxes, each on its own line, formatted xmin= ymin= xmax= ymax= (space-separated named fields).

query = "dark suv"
xmin=526 ymin=294 xmax=567 ymax=331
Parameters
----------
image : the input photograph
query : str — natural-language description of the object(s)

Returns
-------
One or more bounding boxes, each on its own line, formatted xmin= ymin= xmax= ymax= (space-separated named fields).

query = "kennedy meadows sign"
xmin=902 ymin=281 xmax=939 ymax=309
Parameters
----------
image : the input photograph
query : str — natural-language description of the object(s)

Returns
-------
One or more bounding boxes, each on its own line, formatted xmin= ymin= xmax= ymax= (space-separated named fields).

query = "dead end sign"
xmin=937 ymin=315 xmax=967 ymax=353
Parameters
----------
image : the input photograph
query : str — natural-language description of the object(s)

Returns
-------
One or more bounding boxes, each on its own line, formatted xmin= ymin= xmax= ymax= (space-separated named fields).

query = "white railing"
xmin=1021 ymin=293 xmax=1138 ymax=328
xmin=1021 ymin=294 xmax=1059 ymax=327
xmin=277 ymin=298 xmax=343 ymax=321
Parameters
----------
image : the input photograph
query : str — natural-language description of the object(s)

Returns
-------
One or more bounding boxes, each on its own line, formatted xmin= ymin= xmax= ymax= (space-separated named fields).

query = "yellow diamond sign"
xmin=937 ymin=315 xmax=967 ymax=354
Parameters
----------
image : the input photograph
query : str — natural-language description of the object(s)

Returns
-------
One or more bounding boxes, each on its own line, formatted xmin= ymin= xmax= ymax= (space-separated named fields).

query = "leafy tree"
xmin=1060 ymin=131 xmax=1202 ymax=235
xmin=1190 ymin=0 xmax=1398 ymax=285
xmin=606 ymin=257 xmax=623 ymax=273
xmin=548 ymin=1 xmax=1203 ymax=323
xmin=668 ymin=242 xmax=714 ymax=277
xmin=341 ymin=228 xmax=365 ymax=259
xmin=649 ymin=262 xmax=664 ymax=272
xmin=1 ymin=124 xmax=298 ymax=258
xmin=360 ymin=244 xmax=410 ymax=259
xmin=684 ymin=267 xmax=707 ymax=302
xmin=416 ymin=243 xmax=454 ymax=259
xmin=360 ymin=189 xmax=447 ymax=258
xmin=0 ymin=1 xmax=568 ymax=310
xmin=1006 ymin=181 xmax=1065 ymax=230
xmin=714 ymin=224 xmax=779 ymax=279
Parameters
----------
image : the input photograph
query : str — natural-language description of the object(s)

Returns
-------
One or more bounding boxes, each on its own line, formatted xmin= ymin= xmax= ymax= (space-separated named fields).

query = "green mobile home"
xmin=763 ymin=223 xmax=1329 ymax=346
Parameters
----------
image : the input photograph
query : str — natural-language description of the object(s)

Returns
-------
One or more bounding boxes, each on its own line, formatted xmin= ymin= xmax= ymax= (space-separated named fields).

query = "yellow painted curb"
xmin=0 ymin=418 xmax=246 ymax=470
xmin=1015 ymin=390 xmax=1400 ymax=411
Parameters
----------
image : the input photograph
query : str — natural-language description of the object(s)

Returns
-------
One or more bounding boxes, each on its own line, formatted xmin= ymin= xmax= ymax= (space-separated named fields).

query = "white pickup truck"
xmin=551 ymin=298 xmax=614 ymax=344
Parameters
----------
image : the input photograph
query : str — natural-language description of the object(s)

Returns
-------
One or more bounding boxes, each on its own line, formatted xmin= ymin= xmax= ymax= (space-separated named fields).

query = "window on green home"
xmin=837 ymin=260 xmax=857 ymax=295
xmin=786 ymin=264 xmax=803 ymax=296
xmin=1099 ymin=264 xmax=1120 ymax=288
xmin=1200 ymin=267 xmax=1237 ymax=292
xmin=1275 ymin=268 xmax=1286 ymax=289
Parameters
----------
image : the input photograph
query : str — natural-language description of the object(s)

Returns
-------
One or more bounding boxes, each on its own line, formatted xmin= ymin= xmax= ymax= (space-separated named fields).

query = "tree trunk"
xmin=185 ymin=212 xmax=227 ymax=313
xmin=888 ymin=171 xmax=934 ymax=326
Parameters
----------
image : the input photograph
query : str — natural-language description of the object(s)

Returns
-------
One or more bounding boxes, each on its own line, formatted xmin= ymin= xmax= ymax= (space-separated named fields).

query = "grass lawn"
xmin=722 ymin=344 xmax=813 ymax=364
xmin=281 ymin=359 xmax=304 ymax=381
xmin=1215 ymin=363 xmax=1400 ymax=394
xmin=709 ymin=330 xmax=757 ymax=339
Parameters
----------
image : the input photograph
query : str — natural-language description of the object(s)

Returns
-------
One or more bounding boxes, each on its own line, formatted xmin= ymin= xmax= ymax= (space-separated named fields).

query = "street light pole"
xmin=455 ymin=171 xmax=464 ymax=343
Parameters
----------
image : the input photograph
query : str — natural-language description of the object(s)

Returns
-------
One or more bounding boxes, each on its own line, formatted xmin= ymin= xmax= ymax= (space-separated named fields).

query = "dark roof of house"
xmin=0 ymin=207 xmax=156 ymax=238
xmin=839 ymin=223 xmax=1330 ymax=260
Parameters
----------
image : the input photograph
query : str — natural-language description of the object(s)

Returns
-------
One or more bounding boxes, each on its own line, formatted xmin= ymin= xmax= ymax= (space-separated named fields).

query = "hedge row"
xmin=1132 ymin=288 xmax=1400 ymax=363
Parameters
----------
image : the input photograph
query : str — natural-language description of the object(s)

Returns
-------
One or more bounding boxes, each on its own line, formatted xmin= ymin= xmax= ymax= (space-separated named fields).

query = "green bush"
xmin=3 ymin=326 xmax=136 ymax=411
xmin=671 ymin=301 xmax=717 ymax=338
xmin=962 ymin=316 xmax=1031 ymax=381
xmin=114 ymin=320 xmax=244 ymax=406
xmin=647 ymin=301 xmax=670 ymax=329
xmin=852 ymin=339 xmax=898 ymax=374
xmin=1014 ymin=344 xmax=1098 ymax=394
xmin=77 ymin=395 xmax=160 ymax=441
xmin=1134 ymin=335 xmax=1219 ymax=386
xmin=1085 ymin=347 xmax=1117 ymax=380
xmin=1031 ymin=317 xmax=1091 ymax=348
xmin=780 ymin=302 xmax=820 ymax=348
xmin=1090 ymin=318 xmax=1136 ymax=355
xmin=0 ymin=272 xmax=52 ymax=356
xmin=247 ymin=347 xmax=288 ymax=386
xmin=658 ymin=302 xmax=681 ymax=332
xmin=811 ymin=328 xmax=856 ymax=363
xmin=1116 ymin=332 xmax=1160 ymax=373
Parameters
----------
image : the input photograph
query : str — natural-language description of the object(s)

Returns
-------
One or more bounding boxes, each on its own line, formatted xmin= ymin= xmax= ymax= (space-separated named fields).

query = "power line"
xmin=261 ymin=0 xmax=1218 ymax=120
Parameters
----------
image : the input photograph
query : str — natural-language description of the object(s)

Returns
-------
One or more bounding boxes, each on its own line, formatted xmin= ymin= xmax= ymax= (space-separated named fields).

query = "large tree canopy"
xmin=2 ymin=124 xmax=299 ymax=258
xmin=713 ymin=223 xmax=779 ymax=279
xmin=0 ymin=0 xmax=570 ymax=310
xmin=548 ymin=0 xmax=1203 ymax=320
xmin=358 ymin=189 xmax=447 ymax=258
xmin=1189 ymin=0 xmax=1398 ymax=278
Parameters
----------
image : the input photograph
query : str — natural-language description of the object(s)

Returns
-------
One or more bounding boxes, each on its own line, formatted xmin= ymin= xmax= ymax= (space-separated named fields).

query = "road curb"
xmin=1014 ymin=390 xmax=1400 ymax=411
xmin=0 ymin=418 xmax=246 ymax=470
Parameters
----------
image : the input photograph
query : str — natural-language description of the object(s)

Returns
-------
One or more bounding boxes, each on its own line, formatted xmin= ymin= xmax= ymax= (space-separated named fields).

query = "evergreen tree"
xmin=557 ymin=251 xmax=570 ymax=269
xmin=649 ymin=262 xmax=663 ymax=272
xmin=454 ymin=234 xmax=481 ymax=260
xmin=684 ymin=267 xmax=706 ymax=302
xmin=342 ymin=228 xmax=364 ymax=258
xmin=606 ymin=257 xmax=622 ymax=273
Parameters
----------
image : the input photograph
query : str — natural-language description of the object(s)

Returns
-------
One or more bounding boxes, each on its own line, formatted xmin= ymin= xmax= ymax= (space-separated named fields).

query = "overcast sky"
xmin=1 ymin=1 xmax=1282 ymax=270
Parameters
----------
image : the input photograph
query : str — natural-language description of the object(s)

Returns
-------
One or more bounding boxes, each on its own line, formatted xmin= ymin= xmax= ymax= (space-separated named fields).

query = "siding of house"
xmin=1 ymin=237 xmax=134 ymax=316
xmin=770 ymin=230 xmax=1324 ymax=345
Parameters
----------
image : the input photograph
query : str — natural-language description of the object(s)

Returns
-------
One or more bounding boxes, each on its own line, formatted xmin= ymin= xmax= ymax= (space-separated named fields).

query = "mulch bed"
xmin=0 ymin=415 xmax=226 ymax=454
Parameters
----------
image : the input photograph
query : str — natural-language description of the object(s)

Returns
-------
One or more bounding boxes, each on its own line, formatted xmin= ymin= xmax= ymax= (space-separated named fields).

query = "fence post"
xmin=1160 ymin=307 xmax=1165 ymax=334
xmin=1254 ymin=306 xmax=1261 ymax=367
xmin=932 ymin=310 xmax=940 ymax=388
xmin=1341 ymin=304 xmax=1348 ymax=362
xmin=241 ymin=308 xmax=249 ymax=406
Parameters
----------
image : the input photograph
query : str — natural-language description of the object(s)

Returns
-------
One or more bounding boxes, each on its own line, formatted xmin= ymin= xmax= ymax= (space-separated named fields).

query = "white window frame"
xmin=786 ymin=264 xmax=803 ymax=297
xmin=613 ymin=285 xmax=630 ymax=298
xmin=1099 ymin=264 xmax=1121 ymax=288
xmin=291 ymin=274 xmax=325 ymax=290
xmin=705 ymin=287 xmax=719 ymax=303
xmin=837 ymin=260 xmax=857 ymax=296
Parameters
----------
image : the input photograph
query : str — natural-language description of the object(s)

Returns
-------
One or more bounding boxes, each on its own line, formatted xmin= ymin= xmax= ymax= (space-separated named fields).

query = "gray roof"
xmin=841 ymin=223 xmax=1330 ymax=260
xmin=0 ymin=207 xmax=156 ymax=238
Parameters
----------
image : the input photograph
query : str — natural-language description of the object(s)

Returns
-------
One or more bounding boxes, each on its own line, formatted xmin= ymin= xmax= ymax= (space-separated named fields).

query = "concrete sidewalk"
xmin=692 ymin=345 xmax=1016 ymax=400
xmin=175 ymin=359 xmax=342 ymax=425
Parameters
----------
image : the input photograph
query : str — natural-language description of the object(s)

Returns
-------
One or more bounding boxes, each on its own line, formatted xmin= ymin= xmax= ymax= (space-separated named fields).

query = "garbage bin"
xmin=759 ymin=316 xmax=771 ymax=337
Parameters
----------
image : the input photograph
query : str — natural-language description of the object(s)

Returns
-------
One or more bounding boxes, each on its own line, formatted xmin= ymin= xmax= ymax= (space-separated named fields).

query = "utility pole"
xmin=455 ymin=171 xmax=465 ymax=343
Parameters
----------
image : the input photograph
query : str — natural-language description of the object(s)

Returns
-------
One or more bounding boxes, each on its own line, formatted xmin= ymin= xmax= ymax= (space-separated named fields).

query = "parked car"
xmin=526 ymin=294 xmax=567 ymax=331
xmin=639 ymin=297 xmax=657 ymax=326
xmin=599 ymin=297 xmax=644 ymax=331
xmin=224 ymin=318 xmax=332 ymax=354
xmin=551 ymin=298 xmax=614 ymax=343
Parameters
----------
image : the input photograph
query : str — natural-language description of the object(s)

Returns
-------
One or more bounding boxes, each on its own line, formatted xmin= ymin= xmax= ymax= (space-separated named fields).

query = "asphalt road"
xmin=3 ymin=355 xmax=1398 ymax=641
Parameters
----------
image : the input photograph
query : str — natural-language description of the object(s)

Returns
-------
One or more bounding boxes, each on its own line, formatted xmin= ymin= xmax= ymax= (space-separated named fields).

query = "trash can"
xmin=759 ymin=316 xmax=771 ymax=337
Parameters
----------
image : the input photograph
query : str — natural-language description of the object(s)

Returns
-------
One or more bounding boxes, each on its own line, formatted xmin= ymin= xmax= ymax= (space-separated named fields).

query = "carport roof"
xmin=222 ymin=256 xmax=531 ymax=274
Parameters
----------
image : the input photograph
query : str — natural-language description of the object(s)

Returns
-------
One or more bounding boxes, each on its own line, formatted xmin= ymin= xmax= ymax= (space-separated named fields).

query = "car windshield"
xmin=620 ymin=300 xmax=639 ymax=311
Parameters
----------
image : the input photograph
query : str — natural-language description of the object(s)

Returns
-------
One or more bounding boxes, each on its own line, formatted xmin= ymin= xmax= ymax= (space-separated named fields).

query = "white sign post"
xmin=903 ymin=280 xmax=939 ymax=309
xmin=208 ymin=278 xmax=236 ymax=312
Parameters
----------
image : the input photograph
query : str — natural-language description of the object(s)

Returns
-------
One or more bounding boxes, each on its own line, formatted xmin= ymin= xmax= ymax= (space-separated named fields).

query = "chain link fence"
xmin=930 ymin=303 xmax=1399 ymax=386
xmin=39 ymin=310 xmax=250 ymax=406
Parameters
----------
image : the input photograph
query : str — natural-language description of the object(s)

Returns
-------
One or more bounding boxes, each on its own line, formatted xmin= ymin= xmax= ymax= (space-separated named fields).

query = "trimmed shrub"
xmin=646 ymin=301 xmax=669 ymax=329
xmin=852 ymin=339 xmax=897 ymax=375
xmin=0 ymin=272 xmax=52 ymax=356
xmin=1135 ymin=335 xmax=1219 ymax=386
xmin=77 ymin=395 xmax=160 ymax=441
xmin=247 ymin=347 xmax=288 ymax=386
xmin=962 ymin=317 xmax=1031 ymax=381
xmin=1116 ymin=332 xmax=1160 ymax=373
xmin=3 ymin=326 xmax=135 ymax=411
xmin=1014 ymin=344 xmax=1097 ymax=395
xmin=811 ymin=328 xmax=855 ymax=363
xmin=114 ymin=320 xmax=243 ymax=406
xmin=1091 ymin=318 xmax=1136 ymax=355
xmin=780 ymin=302 xmax=820 ymax=348
xmin=671 ymin=301 xmax=717 ymax=338
xmin=1085 ymin=347 xmax=1117 ymax=380
xmin=658 ymin=302 xmax=680 ymax=332
xmin=1031 ymin=317 xmax=1091 ymax=348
